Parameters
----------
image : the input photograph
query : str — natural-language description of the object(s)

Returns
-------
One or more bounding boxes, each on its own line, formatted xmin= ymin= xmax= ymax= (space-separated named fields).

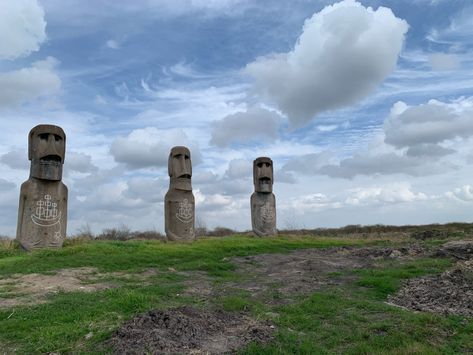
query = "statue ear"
xmin=28 ymin=129 xmax=35 ymax=161
xmin=168 ymin=152 xmax=173 ymax=177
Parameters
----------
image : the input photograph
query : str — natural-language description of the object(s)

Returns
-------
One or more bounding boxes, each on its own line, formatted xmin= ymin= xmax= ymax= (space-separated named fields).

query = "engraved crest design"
xmin=31 ymin=194 xmax=61 ymax=227
xmin=261 ymin=201 xmax=275 ymax=223
xmin=176 ymin=198 xmax=193 ymax=223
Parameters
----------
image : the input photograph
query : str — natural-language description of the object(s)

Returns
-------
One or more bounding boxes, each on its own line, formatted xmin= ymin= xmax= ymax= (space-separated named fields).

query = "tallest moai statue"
xmin=16 ymin=124 xmax=68 ymax=250
xmin=251 ymin=157 xmax=277 ymax=236
xmin=165 ymin=146 xmax=195 ymax=241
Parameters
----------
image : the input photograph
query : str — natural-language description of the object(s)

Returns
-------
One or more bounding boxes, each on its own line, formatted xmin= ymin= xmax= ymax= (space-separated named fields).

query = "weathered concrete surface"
xmin=165 ymin=146 xmax=195 ymax=241
xmin=16 ymin=124 xmax=68 ymax=250
xmin=251 ymin=157 xmax=277 ymax=236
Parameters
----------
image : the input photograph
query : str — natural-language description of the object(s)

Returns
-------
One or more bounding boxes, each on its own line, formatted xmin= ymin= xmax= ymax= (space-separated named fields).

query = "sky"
xmin=1 ymin=0 xmax=473 ymax=236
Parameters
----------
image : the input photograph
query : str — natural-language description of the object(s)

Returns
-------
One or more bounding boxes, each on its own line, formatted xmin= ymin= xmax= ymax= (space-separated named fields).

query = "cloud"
xmin=66 ymin=152 xmax=98 ymax=174
xmin=280 ymin=96 xmax=473 ymax=179
xmin=0 ymin=150 xmax=29 ymax=170
xmin=428 ymin=53 xmax=460 ymax=71
xmin=344 ymin=183 xmax=428 ymax=206
xmin=446 ymin=185 xmax=473 ymax=202
xmin=106 ymin=39 xmax=120 ymax=49
xmin=0 ymin=0 xmax=46 ymax=60
xmin=384 ymin=98 xmax=473 ymax=152
xmin=0 ymin=57 xmax=61 ymax=108
xmin=319 ymin=153 xmax=444 ymax=178
xmin=281 ymin=182 xmax=429 ymax=214
xmin=245 ymin=0 xmax=408 ymax=127
xmin=210 ymin=107 xmax=281 ymax=147
xmin=110 ymin=127 xmax=202 ymax=169
xmin=224 ymin=159 xmax=252 ymax=179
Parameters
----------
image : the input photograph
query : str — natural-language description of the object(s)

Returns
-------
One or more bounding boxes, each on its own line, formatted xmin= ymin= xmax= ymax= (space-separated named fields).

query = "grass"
xmin=0 ymin=233 xmax=471 ymax=354
xmin=0 ymin=235 xmax=375 ymax=277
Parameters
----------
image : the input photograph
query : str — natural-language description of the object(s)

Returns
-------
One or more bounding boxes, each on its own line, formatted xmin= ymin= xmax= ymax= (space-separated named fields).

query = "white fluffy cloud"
xmin=446 ymin=185 xmax=473 ymax=202
xmin=0 ymin=57 xmax=61 ymax=108
xmin=384 ymin=98 xmax=473 ymax=154
xmin=245 ymin=0 xmax=408 ymax=127
xmin=110 ymin=127 xmax=202 ymax=169
xmin=66 ymin=152 xmax=98 ymax=174
xmin=210 ymin=107 xmax=281 ymax=147
xmin=0 ymin=0 xmax=46 ymax=60
xmin=344 ymin=183 xmax=428 ymax=206
xmin=0 ymin=150 xmax=29 ymax=170
xmin=283 ymin=96 xmax=473 ymax=179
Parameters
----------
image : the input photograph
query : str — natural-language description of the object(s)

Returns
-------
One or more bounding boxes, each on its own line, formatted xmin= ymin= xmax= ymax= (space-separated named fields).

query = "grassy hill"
xmin=0 ymin=230 xmax=472 ymax=354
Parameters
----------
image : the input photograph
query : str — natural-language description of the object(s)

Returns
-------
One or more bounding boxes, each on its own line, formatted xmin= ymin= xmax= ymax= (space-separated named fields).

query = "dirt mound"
xmin=349 ymin=245 xmax=425 ymax=259
xmin=388 ymin=260 xmax=473 ymax=317
xmin=436 ymin=240 xmax=473 ymax=260
xmin=109 ymin=306 xmax=274 ymax=354
xmin=411 ymin=229 xmax=449 ymax=240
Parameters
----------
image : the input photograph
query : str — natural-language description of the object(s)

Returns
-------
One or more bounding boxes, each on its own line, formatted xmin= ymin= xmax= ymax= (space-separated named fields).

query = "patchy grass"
xmin=0 ymin=234 xmax=471 ymax=354
xmin=0 ymin=235 xmax=375 ymax=277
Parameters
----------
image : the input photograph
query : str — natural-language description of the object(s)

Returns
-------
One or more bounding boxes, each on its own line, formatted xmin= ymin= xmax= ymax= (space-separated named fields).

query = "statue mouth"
xmin=40 ymin=154 xmax=62 ymax=163
xmin=259 ymin=177 xmax=272 ymax=185
xmin=39 ymin=154 xmax=61 ymax=166
xmin=178 ymin=174 xmax=191 ymax=179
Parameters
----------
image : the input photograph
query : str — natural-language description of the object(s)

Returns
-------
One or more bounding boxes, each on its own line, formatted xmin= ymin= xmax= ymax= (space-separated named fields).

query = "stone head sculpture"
xmin=251 ymin=156 xmax=276 ymax=237
xmin=168 ymin=146 xmax=192 ymax=191
xmin=253 ymin=157 xmax=273 ymax=193
xmin=165 ymin=146 xmax=195 ymax=241
xmin=29 ymin=124 xmax=66 ymax=181
xmin=17 ymin=124 xmax=68 ymax=250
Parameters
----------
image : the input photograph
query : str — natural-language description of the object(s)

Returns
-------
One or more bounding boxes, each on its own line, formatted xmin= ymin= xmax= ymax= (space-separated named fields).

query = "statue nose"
xmin=47 ymin=135 xmax=59 ymax=155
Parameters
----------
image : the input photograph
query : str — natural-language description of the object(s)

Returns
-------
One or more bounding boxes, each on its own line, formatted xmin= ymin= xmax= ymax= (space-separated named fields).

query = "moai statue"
xmin=251 ymin=157 xmax=277 ymax=236
xmin=16 ymin=124 xmax=68 ymax=250
xmin=165 ymin=146 xmax=195 ymax=241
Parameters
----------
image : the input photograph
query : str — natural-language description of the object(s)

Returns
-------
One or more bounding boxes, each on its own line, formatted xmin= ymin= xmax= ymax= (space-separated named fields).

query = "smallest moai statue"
xmin=251 ymin=157 xmax=277 ymax=236
xmin=16 ymin=124 xmax=68 ymax=250
xmin=165 ymin=146 xmax=195 ymax=241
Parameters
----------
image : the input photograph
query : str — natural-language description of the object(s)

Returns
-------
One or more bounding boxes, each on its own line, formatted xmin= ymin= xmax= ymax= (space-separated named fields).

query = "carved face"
xmin=28 ymin=124 xmax=66 ymax=180
xmin=168 ymin=146 xmax=192 ymax=190
xmin=253 ymin=157 xmax=273 ymax=193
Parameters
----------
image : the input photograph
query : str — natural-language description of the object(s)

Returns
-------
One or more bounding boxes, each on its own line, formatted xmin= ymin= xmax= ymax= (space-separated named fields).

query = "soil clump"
xmin=388 ymin=260 xmax=473 ymax=317
xmin=436 ymin=240 xmax=473 ymax=260
xmin=109 ymin=306 xmax=274 ymax=354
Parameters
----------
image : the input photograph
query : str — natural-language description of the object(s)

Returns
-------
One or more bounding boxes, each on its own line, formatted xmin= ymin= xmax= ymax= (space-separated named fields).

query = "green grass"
xmin=0 ymin=235 xmax=471 ymax=354
xmin=0 ymin=235 xmax=372 ymax=277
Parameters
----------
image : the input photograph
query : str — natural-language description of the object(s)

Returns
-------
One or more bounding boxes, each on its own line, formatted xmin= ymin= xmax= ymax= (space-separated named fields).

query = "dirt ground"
xmin=109 ymin=306 xmax=274 ymax=354
xmin=388 ymin=259 xmax=473 ymax=317
xmin=0 ymin=267 xmax=160 ymax=308
xmin=2 ymin=241 xmax=472 ymax=353
xmin=199 ymin=245 xmax=428 ymax=304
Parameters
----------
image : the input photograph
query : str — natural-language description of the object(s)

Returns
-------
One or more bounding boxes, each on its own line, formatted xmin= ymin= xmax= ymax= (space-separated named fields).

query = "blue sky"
xmin=1 ymin=0 xmax=473 ymax=235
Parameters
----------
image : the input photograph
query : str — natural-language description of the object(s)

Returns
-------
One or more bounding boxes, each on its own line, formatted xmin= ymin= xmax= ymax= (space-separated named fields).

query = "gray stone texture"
xmin=251 ymin=157 xmax=277 ymax=236
xmin=16 ymin=124 xmax=68 ymax=250
xmin=165 ymin=146 xmax=195 ymax=241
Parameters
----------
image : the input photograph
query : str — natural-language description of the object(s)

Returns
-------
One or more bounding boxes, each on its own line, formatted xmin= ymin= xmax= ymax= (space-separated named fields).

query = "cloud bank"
xmin=245 ymin=0 xmax=408 ymax=127
xmin=0 ymin=0 xmax=46 ymax=60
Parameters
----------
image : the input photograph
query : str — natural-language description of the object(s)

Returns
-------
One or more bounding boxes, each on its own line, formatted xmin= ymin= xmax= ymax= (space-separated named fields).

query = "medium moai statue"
xmin=251 ymin=157 xmax=277 ymax=236
xmin=165 ymin=146 xmax=195 ymax=241
xmin=16 ymin=124 xmax=68 ymax=250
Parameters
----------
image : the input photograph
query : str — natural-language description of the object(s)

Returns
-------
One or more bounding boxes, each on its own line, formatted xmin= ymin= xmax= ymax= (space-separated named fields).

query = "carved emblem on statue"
xmin=31 ymin=194 xmax=61 ymax=227
xmin=176 ymin=199 xmax=193 ymax=223
xmin=261 ymin=201 xmax=275 ymax=223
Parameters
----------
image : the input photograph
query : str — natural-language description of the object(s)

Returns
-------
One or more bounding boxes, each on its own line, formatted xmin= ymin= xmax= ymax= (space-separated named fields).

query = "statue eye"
xmin=39 ymin=133 xmax=48 ymax=141
xmin=257 ymin=163 xmax=263 ymax=168
xmin=54 ymin=134 xmax=62 ymax=142
xmin=185 ymin=155 xmax=189 ymax=160
xmin=174 ymin=154 xmax=182 ymax=159
xmin=265 ymin=163 xmax=270 ymax=167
